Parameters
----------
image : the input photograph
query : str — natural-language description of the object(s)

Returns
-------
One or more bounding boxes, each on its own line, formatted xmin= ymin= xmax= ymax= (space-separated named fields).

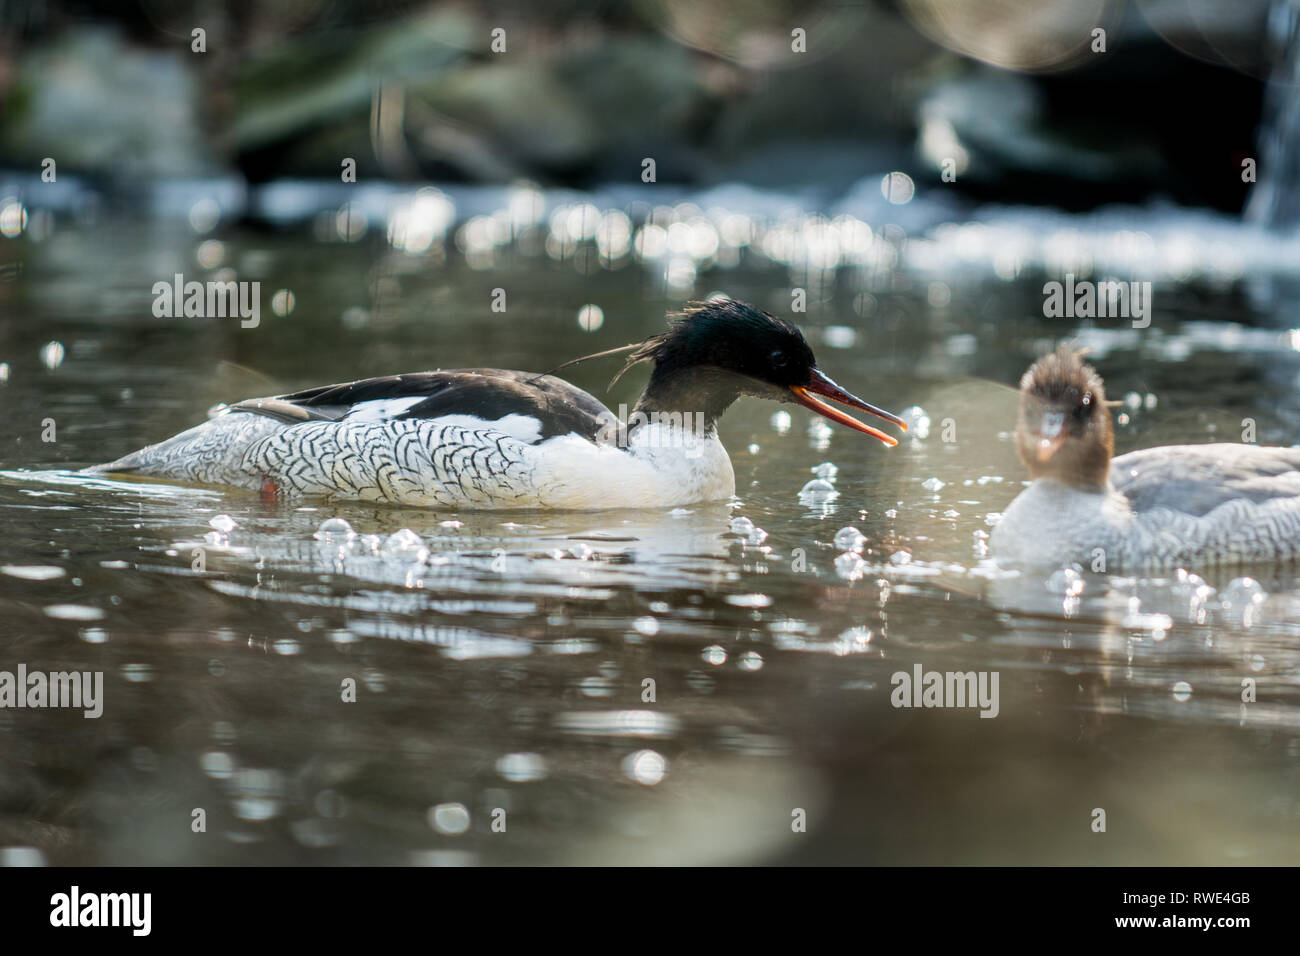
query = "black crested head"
xmin=615 ymin=299 xmax=817 ymax=395
xmin=1016 ymin=346 xmax=1114 ymax=487
xmin=602 ymin=298 xmax=906 ymax=444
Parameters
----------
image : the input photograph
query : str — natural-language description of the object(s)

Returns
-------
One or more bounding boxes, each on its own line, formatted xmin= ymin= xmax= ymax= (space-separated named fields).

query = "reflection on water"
xmin=1 ymin=193 xmax=1300 ymax=865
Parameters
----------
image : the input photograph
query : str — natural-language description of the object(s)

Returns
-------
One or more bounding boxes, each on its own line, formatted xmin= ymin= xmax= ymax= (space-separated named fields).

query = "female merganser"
xmin=90 ymin=299 xmax=905 ymax=509
xmin=991 ymin=347 xmax=1300 ymax=569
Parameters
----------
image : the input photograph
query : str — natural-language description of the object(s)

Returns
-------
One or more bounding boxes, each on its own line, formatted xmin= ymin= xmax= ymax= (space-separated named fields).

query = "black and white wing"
xmin=225 ymin=368 xmax=619 ymax=442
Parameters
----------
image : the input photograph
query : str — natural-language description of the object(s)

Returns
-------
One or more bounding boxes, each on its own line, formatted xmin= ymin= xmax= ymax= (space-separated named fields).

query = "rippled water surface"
xmin=3 ymin=203 xmax=1300 ymax=865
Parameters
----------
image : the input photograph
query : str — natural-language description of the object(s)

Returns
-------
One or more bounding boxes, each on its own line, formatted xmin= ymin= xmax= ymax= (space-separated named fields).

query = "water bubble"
xmin=196 ymin=238 xmax=225 ymax=269
xmin=1173 ymin=568 xmax=1216 ymax=623
xmin=0 ymin=199 xmax=28 ymax=238
xmin=200 ymin=751 xmax=234 ymax=779
xmin=577 ymin=304 xmax=604 ymax=331
xmin=1220 ymin=577 xmax=1267 ymax=626
xmin=496 ymin=752 xmax=547 ymax=783
xmin=428 ymin=803 xmax=471 ymax=835
xmin=798 ymin=478 xmax=838 ymax=504
xmin=314 ymin=518 xmax=356 ymax=550
xmin=807 ymin=419 xmax=833 ymax=444
xmin=738 ymin=651 xmax=764 ymax=671
xmin=890 ymin=550 xmax=913 ymax=566
xmin=929 ymin=284 xmax=953 ymax=308
xmin=834 ymin=551 xmax=867 ymax=581
xmin=39 ymin=341 xmax=65 ymax=370
xmin=771 ymin=410 xmax=793 ymax=434
xmin=823 ymin=326 xmax=856 ymax=349
xmin=1045 ymin=566 xmax=1085 ymax=596
xmin=382 ymin=528 xmax=428 ymax=561
xmin=231 ymin=769 xmax=284 ymax=821
xmin=730 ymin=516 xmax=755 ymax=536
xmin=121 ymin=663 xmax=154 ymax=682
xmin=901 ymin=406 xmax=931 ymax=439
xmin=622 ymin=749 xmax=667 ymax=786
xmin=833 ymin=526 xmax=866 ymax=552
xmin=921 ymin=477 xmax=945 ymax=492
xmin=701 ymin=644 xmax=727 ymax=665
xmin=209 ymin=514 xmax=236 ymax=533
xmin=188 ymin=197 xmax=221 ymax=233
xmin=881 ymin=171 xmax=915 ymax=204
xmin=1172 ymin=680 xmax=1193 ymax=702
xmin=270 ymin=289 xmax=296 ymax=317
xmin=838 ymin=627 xmax=872 ymax=652
xmin=811 ymin=462 xmax=838 ymax=481
xmin=632 ymin=615 xmax=660 ymax=637
xmin=728 ymin=516 xmax=768 ymax=545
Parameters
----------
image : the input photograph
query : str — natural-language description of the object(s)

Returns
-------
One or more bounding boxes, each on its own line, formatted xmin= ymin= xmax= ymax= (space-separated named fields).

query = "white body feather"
xmin=95 ymin=407 xmax=736 ymax=510
xmin=992 ymin=444 xmax=1300 ymax=569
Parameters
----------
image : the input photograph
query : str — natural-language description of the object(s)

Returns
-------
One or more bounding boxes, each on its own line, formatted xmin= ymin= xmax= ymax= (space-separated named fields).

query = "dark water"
xmin=2 ymin=196 xmax=1300 ymax=864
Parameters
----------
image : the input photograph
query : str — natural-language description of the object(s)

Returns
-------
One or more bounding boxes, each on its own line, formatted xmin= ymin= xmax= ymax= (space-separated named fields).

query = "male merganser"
xmin=90 ymin=299 xmax=905 ymax=509
xmin=991 ymin=347 xmax=1300 ymax=569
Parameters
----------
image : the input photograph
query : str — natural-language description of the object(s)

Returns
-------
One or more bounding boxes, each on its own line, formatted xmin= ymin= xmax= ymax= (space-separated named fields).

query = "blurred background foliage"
xmin=0 ymin=0 xmax=1278 ymax=211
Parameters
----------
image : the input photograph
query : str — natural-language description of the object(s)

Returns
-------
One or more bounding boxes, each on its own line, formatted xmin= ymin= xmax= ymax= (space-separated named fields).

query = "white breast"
xmin=990 ymin=480 xmax=1134 ymax=569
xmin=530 ymin=423 xmax=736 ymax=509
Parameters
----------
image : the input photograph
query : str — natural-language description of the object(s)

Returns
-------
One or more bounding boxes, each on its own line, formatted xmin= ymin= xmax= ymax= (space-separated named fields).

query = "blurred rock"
xmin=0 ymin=27 xmax=213 ymax=179
xmin=909 ymin=1 xmax=1266 ymax=213
xmin=0 ymin=0 xmax=1278 ymax=214
xmin=233 ymin=9 xmax=476 ymax=182
xmin=914 ymin=66 xmax=1165 ymax=198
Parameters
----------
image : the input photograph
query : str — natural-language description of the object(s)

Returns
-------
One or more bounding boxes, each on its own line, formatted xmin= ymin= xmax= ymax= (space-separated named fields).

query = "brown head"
xmin=1015 ymin=347 xmax=1114 ymax=488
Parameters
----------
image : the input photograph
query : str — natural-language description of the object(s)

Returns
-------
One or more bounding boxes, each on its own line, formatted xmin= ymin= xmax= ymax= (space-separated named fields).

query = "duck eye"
xmin=770 ymin=349 xmax=789 ymax=367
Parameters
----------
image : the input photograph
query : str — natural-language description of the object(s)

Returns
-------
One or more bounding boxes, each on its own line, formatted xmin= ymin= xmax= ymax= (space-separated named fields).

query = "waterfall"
xmin=1247 ymin=0 xmax=1300 ymax=226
